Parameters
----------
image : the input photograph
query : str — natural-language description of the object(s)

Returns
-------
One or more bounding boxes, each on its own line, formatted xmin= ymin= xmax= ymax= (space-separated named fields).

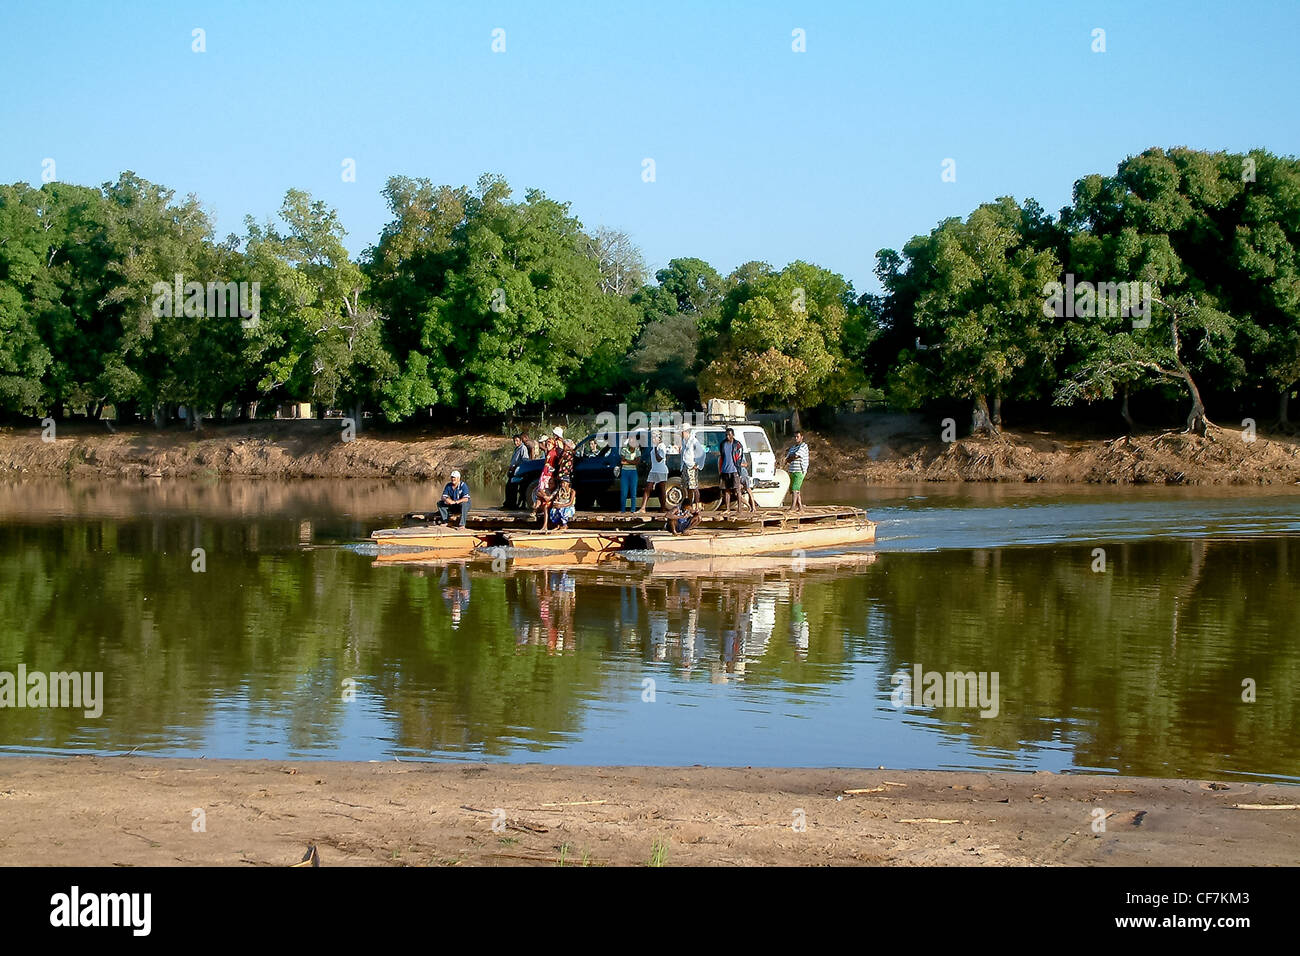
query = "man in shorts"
xmin=717 ymin=427 xmax=745 ymax=514
xmin=680 ymin=427 xmax=705 ymax=507
xmin=785 ymin=430 xmax=809 ymax=511
xmin=736 ymin=461 xmax=758 ymax=512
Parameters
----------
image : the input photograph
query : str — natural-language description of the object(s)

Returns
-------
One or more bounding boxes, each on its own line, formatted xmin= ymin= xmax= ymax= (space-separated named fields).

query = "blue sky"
xmin=2 ymin=0 xmax=1296 ymax=293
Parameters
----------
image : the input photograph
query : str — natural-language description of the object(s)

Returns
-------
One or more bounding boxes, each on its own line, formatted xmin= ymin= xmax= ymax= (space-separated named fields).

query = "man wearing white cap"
xmin=438 ymin=470 xmax=471 ymax=527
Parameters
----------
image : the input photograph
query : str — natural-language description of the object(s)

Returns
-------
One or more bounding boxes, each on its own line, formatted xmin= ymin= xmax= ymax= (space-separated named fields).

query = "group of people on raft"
xmin=530 ymin=426 xmax=579 ymax=532
xmin=502 ymin=425 xmax=811 ymax=535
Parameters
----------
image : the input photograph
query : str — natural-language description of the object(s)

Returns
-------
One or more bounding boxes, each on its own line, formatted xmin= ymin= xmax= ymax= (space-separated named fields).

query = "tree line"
xmin=1 ymin=146 xmax=1296 ymax=434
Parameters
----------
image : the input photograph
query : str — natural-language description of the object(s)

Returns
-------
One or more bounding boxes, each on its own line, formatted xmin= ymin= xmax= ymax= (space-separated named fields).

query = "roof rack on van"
xmin=701 ymin=398 xmax=748 ymax=424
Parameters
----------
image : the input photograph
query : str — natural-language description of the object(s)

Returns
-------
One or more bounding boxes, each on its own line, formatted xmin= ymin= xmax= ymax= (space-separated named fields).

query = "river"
xmin=0 ymin=479 xmax=1297 ymax=781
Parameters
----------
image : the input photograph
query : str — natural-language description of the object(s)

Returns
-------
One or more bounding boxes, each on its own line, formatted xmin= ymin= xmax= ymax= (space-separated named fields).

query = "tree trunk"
xmin=351 ymin=403 xmax=363 ymax=434
xmin=971 ymin=394 xmax=995 ymax=435
xmin=1280 ymin=389 xmax=1291 ymax=426
xmin=1120 ymin=385 xmax=1134 ymax=431
xmin=1168 ymin=301 xmax=1212 ymax=435
xmin=153 ymin=405 xmax=167 ymax=429
xmin=991 ymin=394 xmax=1002 ymax=428
xmin=1182 ymin=373 xmax=1209 ymax=435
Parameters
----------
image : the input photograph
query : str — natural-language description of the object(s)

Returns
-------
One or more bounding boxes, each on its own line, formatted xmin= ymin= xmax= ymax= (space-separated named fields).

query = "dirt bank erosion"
xmin=810 ymin=427 xmax=1300 ymax=484
xmin=0 ymin=424 xmax=511 ymax=480
xmin=0 ymin=759 xmax=1296 ymax=866
xmin=4 ymin=421 xmax=1300 ymax=484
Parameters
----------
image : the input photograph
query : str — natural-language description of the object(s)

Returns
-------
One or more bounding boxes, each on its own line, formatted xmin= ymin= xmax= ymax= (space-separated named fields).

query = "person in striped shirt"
xmin=784 ymin=431 xmax=809 ymax=512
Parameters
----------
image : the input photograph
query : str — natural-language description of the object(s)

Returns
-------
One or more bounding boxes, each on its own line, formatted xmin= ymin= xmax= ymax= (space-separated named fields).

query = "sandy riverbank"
xmin=0 ymin=759 xmax=1296 ymax=866
xmin=0 ymin=423 xmax=511 ymax=481
xmin=812 ymin=423 xmax=1300 ymax=485
xmin=3 ymin=420 xmax=1300 ymax=484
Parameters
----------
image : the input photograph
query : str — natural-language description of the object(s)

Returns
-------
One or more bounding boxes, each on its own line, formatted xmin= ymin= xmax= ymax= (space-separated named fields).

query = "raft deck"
xmin=372 ymin=506 xmax=874 ymax=558
xmin=400 ymin=505 xmax=863 ymax=531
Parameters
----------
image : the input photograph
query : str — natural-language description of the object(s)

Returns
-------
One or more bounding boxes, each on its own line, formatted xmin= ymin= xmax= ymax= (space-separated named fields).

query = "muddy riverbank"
xmin=815 ymin=424 xmax=1300 ymax=485
xmin=0 ymin=759 xmax=1295 ymax=866
xmin=3 ymin=421 xmax=1299 ymax=485
xmin=0 ymin=423 xmax=512 ymax=482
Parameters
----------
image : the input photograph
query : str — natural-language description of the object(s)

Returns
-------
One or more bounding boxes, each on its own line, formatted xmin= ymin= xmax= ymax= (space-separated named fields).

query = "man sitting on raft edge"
xmin=438 ymin=470 xmax=471 ymax=527
xmin=668 ymin=502 xmax=701 ymax=536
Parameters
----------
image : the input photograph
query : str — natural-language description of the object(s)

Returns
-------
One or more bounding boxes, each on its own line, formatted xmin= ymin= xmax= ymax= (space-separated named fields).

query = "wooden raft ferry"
xmin=369 ymin=506 xmax=875 ymax=559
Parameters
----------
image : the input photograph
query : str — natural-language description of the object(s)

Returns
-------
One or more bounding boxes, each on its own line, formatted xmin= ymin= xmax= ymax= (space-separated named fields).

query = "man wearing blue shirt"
xmin=504 ymin=434 xmax=529 ymax=508
xmin=438 ymin=470 xmax=471 ymax=527
xmin=717 ymin=427 xmax=745 ymax=514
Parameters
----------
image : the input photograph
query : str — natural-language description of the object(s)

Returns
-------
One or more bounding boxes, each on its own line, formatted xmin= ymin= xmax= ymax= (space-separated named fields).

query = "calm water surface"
xmin=1 ymin=479 xmax=1297 ymax=781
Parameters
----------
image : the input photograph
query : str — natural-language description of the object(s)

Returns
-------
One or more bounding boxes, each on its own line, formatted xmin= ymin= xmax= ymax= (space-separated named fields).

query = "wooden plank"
xmin=371 ymin=538 xmax=482 ymax=556
xmin=637 ymin=551 xmax=878 ymax=576
xmin=374 ymin=525 xmax=482 ymax=539
xmin=635 ymin=521 xmax=876 ymax=557
xmin=370 ymin=525 xmax=502 ymax=555
xmin=500 ymin=531 xmax=625 ymax=554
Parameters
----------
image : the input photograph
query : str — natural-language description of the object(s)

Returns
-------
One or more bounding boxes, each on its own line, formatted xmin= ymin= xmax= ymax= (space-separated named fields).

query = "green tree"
xmin=445 ymin=179 xmax=635 ymax=412
xmin=244 ymin=189 xmax=393 ymax=422
xmin=880 ymin=198 xmax=1062 ymax=432
xmin=1055 ymin=294 xmax=1234 ymax=434
xmin=1229 ymin=150 xmax=1300 ymax=423
xmin=0 ymin=184 xmax=57 ymax=413
xmin=0 ymin=181 xmax=125 ymax=418
xmin=655 ymin=257 xmax=726 ymax=316
xmin=1057 ymin=148 xmax=1252 ymax=432
xmin=624 ymin=269 xmax=717 ymax=406
xmin=363 ymin=176 xmax=470 ymax=417
xmin=697 ymin=261 xmax=859 ymax=411
xmin=99 ymin=172 xmax=221 ymax=424
xmin=367 ymin=174 xmax=638 ymax=417
xmin=627 ymin=310 xmax=699 ymax=405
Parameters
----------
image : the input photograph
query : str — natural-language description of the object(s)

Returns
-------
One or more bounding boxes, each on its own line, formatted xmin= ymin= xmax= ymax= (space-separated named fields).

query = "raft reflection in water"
xmin=495 ymin=562 xmax=826 ymax=679
xmin=7 ymin=507 xmax=1300 ymax=778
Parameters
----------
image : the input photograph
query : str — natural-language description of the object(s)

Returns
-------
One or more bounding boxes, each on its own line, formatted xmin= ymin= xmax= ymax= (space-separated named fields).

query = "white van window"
xmin=741 ymin=428 xmax=772 ymax=454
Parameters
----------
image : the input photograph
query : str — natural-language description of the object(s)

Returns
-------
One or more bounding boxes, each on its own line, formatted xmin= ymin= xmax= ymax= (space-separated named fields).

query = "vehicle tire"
xmin=661 ymin=478 xmax=684 ymax=509
xmin=524 ymin=480 xmax=541 ymax=509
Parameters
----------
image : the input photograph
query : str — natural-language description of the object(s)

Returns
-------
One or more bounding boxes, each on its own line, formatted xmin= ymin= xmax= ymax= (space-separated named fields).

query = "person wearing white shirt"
xmin=637 ymin=432 xmax=670 ymax=514
xmin=679 ymin=427 xmax=706 ymax=507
